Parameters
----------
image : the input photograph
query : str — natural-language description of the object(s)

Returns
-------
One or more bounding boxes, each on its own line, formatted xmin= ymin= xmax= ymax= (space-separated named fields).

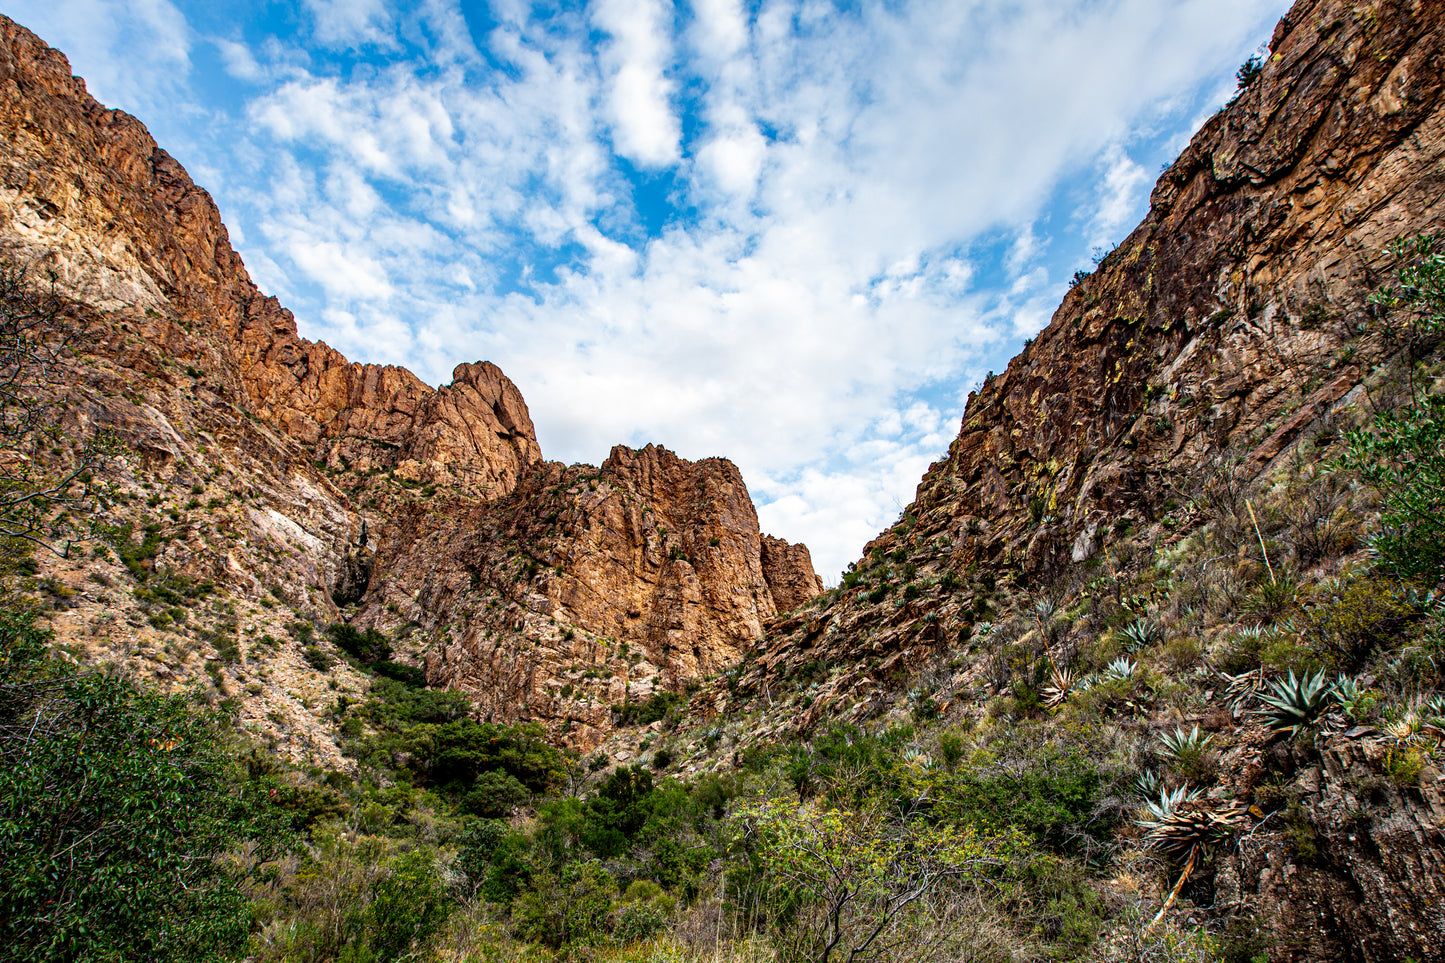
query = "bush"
xmin=612 ymin=901 xmax=670 ymax=945
xmin=1299 ymin=577 xmax=1418 ymax=671
xmin=461 ymin=770 xmax=530 ymax=817
xmin=0 ymin=607 xmax=285 ymax=962
xmin=511 ymin=861 xmax=617 ymax=948
xmin=368 ymin=850 xmax=451 ymax=963
xmin=327 ymin=623 xmax=393 ymax=665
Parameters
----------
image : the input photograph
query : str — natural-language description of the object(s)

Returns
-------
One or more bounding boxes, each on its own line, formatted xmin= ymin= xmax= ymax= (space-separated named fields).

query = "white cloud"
xmin=304 ymin=0 xmax=396 ymax=50
xmin=11 ymin=0 xmax=1293 ymax=577
xmin=3 ymin=0 xmax=192 ymax=120
xmin=591 ymin=0 xmax=681 ymax=168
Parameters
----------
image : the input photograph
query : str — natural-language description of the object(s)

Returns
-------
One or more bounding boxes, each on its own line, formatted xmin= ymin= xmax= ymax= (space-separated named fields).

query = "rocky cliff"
xmin=731 ymin=0 xmax=1445 ymax=717
xmin=0 ymin=15 xmax=819 ymax=756
xmin=704 ymin=1 xmax=1445 ymax=957
xmin=356 ymin=443 xmax=820 ymax=748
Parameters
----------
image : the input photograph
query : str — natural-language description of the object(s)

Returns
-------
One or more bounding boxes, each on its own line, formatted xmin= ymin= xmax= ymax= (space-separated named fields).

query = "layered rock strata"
xmin=360 ymin=444 xmax=816 ymax=748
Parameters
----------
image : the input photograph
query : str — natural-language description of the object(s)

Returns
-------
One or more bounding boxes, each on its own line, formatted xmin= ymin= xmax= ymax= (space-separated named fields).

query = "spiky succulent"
xmin=1386 ymin=695 xmax=1445 ymax=747
xmin=1137 ymin=786 xmax=1247 ymax=858
xmin=1103 ymin=656 xmax=1139 ymax=682
xmin=1219 ymin=668 xmax=1266 ymax=713
xmin=1134 ymin=769 xmax=1164 ymax=799
xmin=1157 ymin=724 xmax=1213 ymax=761
xmin=1120 ymin=619 xmax=1162 ymax=653
xmin=1042 ymin=666 xmax=1077 ymax=709
xmin=1333 ymin=676 xmax=1374 ymax=722
xmin=1253 ymin=669 xmax=1336 ymax=737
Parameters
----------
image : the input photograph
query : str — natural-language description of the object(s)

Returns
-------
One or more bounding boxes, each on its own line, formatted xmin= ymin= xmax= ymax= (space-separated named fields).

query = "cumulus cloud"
xmin=4 ymin=0 xmax=192 ymax=118
xmin=7 ymin=0 xmax=1294 ymax=576
xmin=592 ymin=0 xmax=681 ymax=168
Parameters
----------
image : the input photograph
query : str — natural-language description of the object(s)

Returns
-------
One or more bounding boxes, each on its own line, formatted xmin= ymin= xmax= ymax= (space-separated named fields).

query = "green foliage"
xmin=0 ymin=606 xmax=286 ymax=962
xmin=1235 ymin=54 xmax=1263 ymax=90
xmin=1341 ymin=233 xmax=1445 ymax=583
xmin=614 ymin=690 xmax=684 ymax=726
xmin=1254 ymin=669 xmax=1336 ymax=738
xmin=327 ymin=623 xmax=393 ymax=665
xmin=366 ymin=850 xmax=451 ymax=963
xmin=1340 ymin=396 xmax=1445 ymax=583
xmin=1299 ymin=577 xmax=1418 ymax=671
xmin=511 ymin=861 xmax=617 ymax=948
xmin=739 ymin=798 xmax=1021 ymax=963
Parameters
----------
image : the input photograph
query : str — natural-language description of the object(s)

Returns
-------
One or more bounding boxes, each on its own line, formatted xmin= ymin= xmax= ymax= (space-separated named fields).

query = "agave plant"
xmin=1120 ymin=619 xmax=1162 ymax=653
xmin=1254 ymin=669 xmax=1337 ymax=737
xmin=1042 ymin=665 xmax=1077 ymax=709
xmin=1134 ymin=768 xmax=1164 ymax=799
xmin=1219 ymin=667 xmax=1266 ymax=713
xmin=1157 ymin=724 xmax=1213 ymax=762
xmin=1103 ymin=656 xmax=1140 ymax=682
xmin=1386 ymin=696 xmax=1445 ymax=747
xmin=1137 ymin=786 xmax=1248 ymax=859
xmin=1333 ymin=676 xmax=1374 ymax=722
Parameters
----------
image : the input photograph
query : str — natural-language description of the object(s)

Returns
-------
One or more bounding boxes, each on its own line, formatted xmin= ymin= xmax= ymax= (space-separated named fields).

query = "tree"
xmin=0 ymin=259 xmax=106 ymax=557
xmin=738 ymin=799 xmax=1020 ymax=963
xmin=0 ymin=605 xmax=287 ymax=962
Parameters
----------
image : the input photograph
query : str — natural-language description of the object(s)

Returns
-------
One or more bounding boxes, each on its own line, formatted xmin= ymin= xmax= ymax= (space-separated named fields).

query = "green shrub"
xmin=367 ymin=850 xmax=451 ymax=963
xmin=511 ymin=861 xmax=617 ymax=948
xmin=0 ymin=607 xmax=286 ymax=962
xmin=612 ymin=902 xmax=669 ymax=945
xmin=1299 ymin=577 xmax=1418 ymax=671
xmin=327 ymin=623 xmax=393 ymax=665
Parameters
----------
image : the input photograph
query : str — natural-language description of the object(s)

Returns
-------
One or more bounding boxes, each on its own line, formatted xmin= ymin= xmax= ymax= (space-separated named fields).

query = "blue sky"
xmin=5 ymin=0 xmax=1292 ymax=580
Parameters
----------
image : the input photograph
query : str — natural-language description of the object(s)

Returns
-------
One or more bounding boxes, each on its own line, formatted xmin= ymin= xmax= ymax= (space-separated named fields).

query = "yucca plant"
xmin=1157 ymin=724 xmax=1213 ymax=761
xmin=1121 ymin=619 xmax=1162 ymax=653
xmin=1333 ymin=676 xmax=1376 ymax=722
xmin=1254 ymin=669 xmax=1337 ymax=737
xmin=1385 ymin=696 xmax=1445 ymax=747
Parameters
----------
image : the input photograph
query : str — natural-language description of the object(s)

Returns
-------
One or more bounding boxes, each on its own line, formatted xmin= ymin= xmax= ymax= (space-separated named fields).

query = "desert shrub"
xmin=614 ymin=690 xmax=684 ymax=726
xmin=511 ymin=861 xmax=617 ymax=948
xmin=0 ymin=607 xmax=285 ymax=962
xmin=461 ymin=770 xmax=531 ymax=817
xmin=371 ymin=660 xmax=426 ymax=687
xmin=367 ymin=850 xmax=451 ymax=963
xmin=612 ymin=901 xmax=670 ymax=944
xmin=1298 ymin=577 xmax=1418 ymax=671
xmin=327 ymin=623 xmax=392 ymax=665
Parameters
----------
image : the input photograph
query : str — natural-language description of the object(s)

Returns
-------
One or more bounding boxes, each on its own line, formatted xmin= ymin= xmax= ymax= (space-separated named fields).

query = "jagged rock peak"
xmin=0 ymin=15 xmax=540 ymax=500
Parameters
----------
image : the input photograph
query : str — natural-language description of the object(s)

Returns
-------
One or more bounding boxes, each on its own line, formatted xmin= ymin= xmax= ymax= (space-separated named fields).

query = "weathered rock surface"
xmin=713 ymin=1 xmax=1445 ymax=957
xmin=361 ymin=444 xmax=809 ymax=748
xmin=734 ymin=0 xmax=1445 ymax=711
xmin=0 ymin=16 xmax=542 ymax=500
xmin=0 ymin=13 xmax=820 ymax=756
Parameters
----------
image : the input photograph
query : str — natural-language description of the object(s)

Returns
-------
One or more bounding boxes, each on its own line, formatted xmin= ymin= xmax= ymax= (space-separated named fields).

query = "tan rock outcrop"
xmin=738 ymin=0 xmax=1445 ymax=708
xmin=0 ymin=14 xmax=821 ymax=753
xmin=361 ymin=444 xmax=817 ymax=748
xmin=760 ymin=535 xmax=824 ymax=613
xmin=0 ymin=16 xmax=541 ymax=500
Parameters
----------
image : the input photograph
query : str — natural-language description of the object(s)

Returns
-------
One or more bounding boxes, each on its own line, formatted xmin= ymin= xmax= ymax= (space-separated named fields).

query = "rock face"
xmin=0 ymin=16 xmax=542 ymax=500
xmin=0 ymin=14 xmax=820 ymax=754
xmin=736 ymin=0 xmax=1445 ymax=709
xmin=360 ymin=444 xmax=810 ymax=748
xmin=760 ymin=536 xmax=825 ymax=614
xmin=717 ymin=1 xmax=1445 ymax=957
